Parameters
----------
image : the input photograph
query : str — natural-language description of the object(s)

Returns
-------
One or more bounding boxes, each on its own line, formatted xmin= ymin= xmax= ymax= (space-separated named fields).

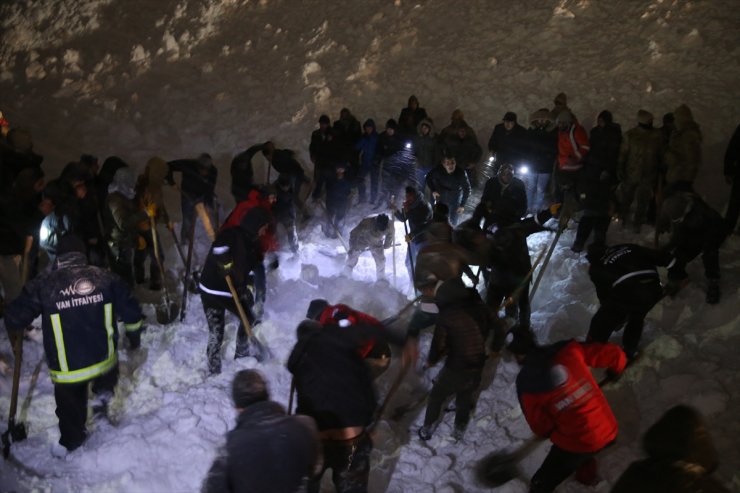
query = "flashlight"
xmin=405 ymin=142 xmax=412 ymax=150
xmin=518 ymin=165 xmax=529 ymax=175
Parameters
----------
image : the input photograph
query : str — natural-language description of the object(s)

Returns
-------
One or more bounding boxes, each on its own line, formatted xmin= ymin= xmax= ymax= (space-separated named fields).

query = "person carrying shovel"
xmin=4 ymin=234 xmax=144 ymax=458
xmin=197 ymin=207 xmax=272 ymax=374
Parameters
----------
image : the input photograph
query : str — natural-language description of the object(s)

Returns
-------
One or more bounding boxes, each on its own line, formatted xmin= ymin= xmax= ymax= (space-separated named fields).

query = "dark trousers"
xmin=201 ymin=291 xmax=255 ymax=374
xmin=423 ymin=367 xmax=482 ymax=430
xmin=530 ymin=444 xmax=595 ymax=493
xmin=369 ymin=165 xmax=382 ymax=203
xmin=587 ymin=280 xmax=663 ymax=354
xmin=573 ymin=215 xmax=610 ymax=248
xmin=111 ymin=244 xmax=135 ymax=287
xmin=312 ymin=166 xmax=333 ymax=200
xmin=725 ymin=177 xmax=740 ymax=234
xmin=277 ymin=216 xmax=299 ymax=253
xmin=54 ymin=366 xmax=119 ymax=450
xmin=308 ymin=432 xmax=373 ymax=493
xmin=133 ymin=229 xmax=163 ymax=285
xmin=180 ymin=194 xmax=196 ymax=243
xmin=487 ymin=272 xmax=531 ymax=329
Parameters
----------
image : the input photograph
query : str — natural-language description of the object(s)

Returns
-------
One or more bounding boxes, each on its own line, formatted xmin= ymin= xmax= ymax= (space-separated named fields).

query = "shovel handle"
xmin=195 ymin=202 xmax=216 ymax=241
xmin=224 ymin=274 xmax=255 ymax=340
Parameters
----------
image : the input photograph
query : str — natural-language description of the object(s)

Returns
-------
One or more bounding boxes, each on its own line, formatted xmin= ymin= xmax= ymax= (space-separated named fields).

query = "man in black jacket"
xmin=166 ymin=153 xmax=217 ymax=241
xmin=586 ymin=243 xmax=671 ymax=360
xmin=394 ymin=186 xmax=432 ymax=282
xmin=287 ymin=312 xmax=407 ymax=493
xmin=230 ymin=144 xmax=262 ymax=203
xmin=201 ymin=369 xmax=320 ymax=493
xmin=419 ymin=277 xmax=501 ymax=441
xmin=309 ymin=115 xmax=339 ymax=200
xmin=525 ymin=109 xmax=558 ymax=214
xmin=487 ymin=111 xmax=528 ymax=171
xmin=199 ymin=207 xmax=271 ymax=374
xmin=472 ymin=163 xmax=527 ymax=230
xmin=5 ymin=234 xmax=144 ymax=456
xmin=425 ymin=149 xmax=472 ymax=226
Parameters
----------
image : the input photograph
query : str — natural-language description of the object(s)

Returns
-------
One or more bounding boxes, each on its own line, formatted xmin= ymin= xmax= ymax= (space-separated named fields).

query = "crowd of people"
xmin=0 ymin=92 xmax=737 ymax=493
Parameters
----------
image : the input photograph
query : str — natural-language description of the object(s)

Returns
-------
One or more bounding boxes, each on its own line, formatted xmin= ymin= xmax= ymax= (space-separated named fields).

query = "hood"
xmin=108 ymin=167 xmax=136 ymax=199
xmin=99 ymin=156 xmax=128 ymax=186
xmin=239 ymin=206 xmax=270 ymax=237
xmin=363 ymin=118 xmax=376 ymax=131
xmin=674 ymin=104 xmax=701 ymax=137
xmin=61 ymin=161 xmax=92 ymax=184
xmin=598 ymin=110 xmax=613 ymax=125
xmin=434 ymin=277 xmax=474 ymax=306
xmin=642 ymin=405 xmax=719 ymax=472
xmin=145 ymin=156 xmax=169 ymax=187
xmin=417 ymin=118 xmax=435 ymax=135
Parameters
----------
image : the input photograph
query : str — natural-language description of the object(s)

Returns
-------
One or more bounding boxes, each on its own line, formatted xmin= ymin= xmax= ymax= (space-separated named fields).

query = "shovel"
xmin=2 ymin=235 xmax=34 ymax=458
xmin=149 ymin=215 xmax=179 ymax=324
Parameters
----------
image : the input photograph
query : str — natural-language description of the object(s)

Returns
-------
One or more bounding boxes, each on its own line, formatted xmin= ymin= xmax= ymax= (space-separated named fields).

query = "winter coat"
xmin=440 ymin=130 xmax=483 ymax=170
xmin=166 ymin=158 xmax=217 ymax=206
xmin=394 ymin=194 xmax=432 ymax=243
xmin=96 ymin=156 xmax=127 ymax=208
xmin=287 ymin=320 xmax=401 ymax=430
xmin=270 ymin=149 xmax=308 ymax=182
xmin=526 ymin=126 xmax=558 ymax=174
xmin=473 ymin=176 xmax=527 ymax=228
xmin=611 ymin=405 xmax=730 ymax=493
xmin=375 ymin=130 xmax=405 ymax=163
xmin=588 ymin=119 xmax=622 ymax=179
xmin=201 ymin=401 xmax=319 ymax=493
xmin=398 ymin=105 xmax=428 ymax=137
xmin=660 ymin=193 xmax=725 ymax=280
xmin=428 ymin=278 xmax=495 ymax=370
xmin=230 ymin=145 xmax=261 ymax=200
xmin=588 ymin=244 xmax=672 ymax=301
xmin=414 ymin=224 xmax=477 ymax=289
xmin=618 ymin=125 xmax=663 ymax=183
xmin=425 ymin=164 xmax=471 ymax=210
xmin=333 ymin=113 xmax=362 ymax=165
xmin=136 ymin=156 xmax=170 ymax=226
xmin=665 ymin=105 xmax=702 ymax=185
xmin=5 ymin=251 xmax=143 ymax=385
xmin=487 ymin=122 xmax=528 ymax=166
xmin=413 ymin=119 xmax=439 ymax=172
xmin=355 ymin=123 xmax=378 ymax=172
xmin=309 ymin=128 xmax=339 ymax=171
xmin=723 ymin=123 xmax=740 ymax=179
xmin=557 ymin=123 xmax=590 ymax=171
xmin=348 ymin=217 xmax=393 ymax=253
xmin=325 ymin=174 xmax=352 ymax=211
xmin=39 ymin=212 xmax=72 ymax=260
xmin=517 ymin=340 xmax=626 ymax=453
xmin=199 ymin=207 xmax=270 ymax=299
xmin=316 ymin=304 xmax=389 ymax=359
xmin=271 ymin=182 xmax=296 ymax=222
xmin=578 ymin=158 xmax=612 ymax=215
xmin=105 ymin=191 xmax=146 ymax=249
xmin=487 ymin=211 xmax=551 ymax=277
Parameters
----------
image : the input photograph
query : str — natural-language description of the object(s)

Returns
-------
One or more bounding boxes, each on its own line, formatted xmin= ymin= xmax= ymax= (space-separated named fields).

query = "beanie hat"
xmin=56 ymin=234 xmax=87 ymax=256
xmin=319 ymin=114 xmax=330 ymax=124
xmin=386 ymin=119 xmax=398 ymax=130
xmin=306 ymin=299 xmax=329 ymax=320
xmin=408 ymin=95 xmax=419 ymax=105
xmin=554 ymin=92 xmax=568 ymax=106
xmin=375 ymin=213 xmax=389 ymax=231
xmin=231 ymin=370 xmax=269 ymax=409
xmin=363 ymin=118 xmax=376 ymax=129
xmin=503 ymin=111 xmax=517 ymax=122
xmin=637 ymin=110 xmax=653 ymax=125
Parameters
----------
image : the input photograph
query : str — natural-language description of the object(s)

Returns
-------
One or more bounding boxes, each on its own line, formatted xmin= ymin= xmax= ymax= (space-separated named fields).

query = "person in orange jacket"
xmin=507 ymin=329 xmax=626 ymax=492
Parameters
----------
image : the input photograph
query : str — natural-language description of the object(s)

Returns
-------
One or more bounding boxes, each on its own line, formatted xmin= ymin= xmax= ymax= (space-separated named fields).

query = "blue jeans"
xmin=526 ymin=172 xmax=551 ymax=213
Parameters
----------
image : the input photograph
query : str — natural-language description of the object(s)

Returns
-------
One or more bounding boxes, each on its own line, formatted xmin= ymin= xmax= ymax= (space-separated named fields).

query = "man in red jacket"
xmin=555 ymin=110 xmax=590 ymax=216
xmin=508 ymin=329 xmax=626 ymax=492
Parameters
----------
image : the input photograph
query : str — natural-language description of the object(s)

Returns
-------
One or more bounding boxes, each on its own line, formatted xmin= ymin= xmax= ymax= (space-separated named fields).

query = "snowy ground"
xmin=2 ymin=0 xmax=740 ymax=491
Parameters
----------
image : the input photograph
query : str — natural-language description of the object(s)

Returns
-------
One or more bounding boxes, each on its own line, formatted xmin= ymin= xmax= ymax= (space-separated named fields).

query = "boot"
xmin=706 ymin=279 xmax=720 ymax=304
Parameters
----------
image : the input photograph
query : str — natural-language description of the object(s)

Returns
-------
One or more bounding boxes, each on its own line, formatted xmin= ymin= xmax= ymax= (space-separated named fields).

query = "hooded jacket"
xmin=5 ymin=251 xmax=143 ymax=384
xmin=473 ymin=175 xmax=527 ymax=228
xmin=487 ymin=121 xmax=528 ymax=166
xmin=413 ymin=118 xmax=439 ymax=171
xmin=618 ymin=124 xmax=663 ymax=183
xmin=517 ymin=340 xmax=626 ymax=453
xmin=355 ymin=120 xmax=378 ymax=171
xmin=665 ymin=104 xmax=702 ymax=185
xmin=136 ymin=156 xmax=170 ymax=225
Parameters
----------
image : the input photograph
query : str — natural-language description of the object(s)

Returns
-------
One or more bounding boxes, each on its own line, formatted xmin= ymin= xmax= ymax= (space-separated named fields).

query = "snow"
xmin=2 ymin=0 xmax=740 ymax=491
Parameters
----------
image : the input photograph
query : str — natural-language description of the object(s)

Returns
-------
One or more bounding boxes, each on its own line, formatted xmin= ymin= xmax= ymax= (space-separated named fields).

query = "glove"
xmin=137 ymin=235 xmax=147 ymax=250
xmin=213 ymin=246 xmax=234 ymax=276
xmin=167 ymin=221 xmax=175 ymax=231
xmin=145 ymin=203 xmax=157 ymax=218
xmin=405 ymin=233 xmax=412 ymax=243
xmin=549 ymin=203 xmax=562 ymax=216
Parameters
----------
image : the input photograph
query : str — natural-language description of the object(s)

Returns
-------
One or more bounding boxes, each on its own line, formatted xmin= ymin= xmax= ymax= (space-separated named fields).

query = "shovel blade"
xmin=2 ymin=421 xmax=27 ymax=459
xmin=156 ymin=301 xmax=180 ymax=325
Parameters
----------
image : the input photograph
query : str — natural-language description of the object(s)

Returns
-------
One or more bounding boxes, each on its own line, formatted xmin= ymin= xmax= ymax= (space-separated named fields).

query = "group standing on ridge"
xmin=0 ymin=92 xmax=736 ymax=493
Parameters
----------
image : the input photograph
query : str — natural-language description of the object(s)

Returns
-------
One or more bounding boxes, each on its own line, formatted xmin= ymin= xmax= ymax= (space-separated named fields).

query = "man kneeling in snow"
xmin=201 ymin=369 xmax=320 ymax=493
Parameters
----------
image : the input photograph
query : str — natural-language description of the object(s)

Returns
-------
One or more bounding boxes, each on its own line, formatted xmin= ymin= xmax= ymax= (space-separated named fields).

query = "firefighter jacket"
xmin=5 ymin=252 xmax=143 ymax=385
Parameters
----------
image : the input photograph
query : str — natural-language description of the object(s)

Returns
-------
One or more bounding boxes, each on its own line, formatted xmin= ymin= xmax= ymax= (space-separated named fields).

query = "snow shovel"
xmin=149 ymin=215 xmax=179 ymax=324
xmin=195 ymin=202 xmax=271 ymax=362
xmin=2 ymin=235 xmax=34 ymax=459
xmin=529 ymin=208 xmax=572 ymax=303
xmin=180 ymin=214 xmax=198 ymax=321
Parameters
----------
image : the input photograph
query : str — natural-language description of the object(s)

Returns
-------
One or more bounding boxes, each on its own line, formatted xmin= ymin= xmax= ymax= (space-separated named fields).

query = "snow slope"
xmin=1 ymin=0 xmax=740 ymax=492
